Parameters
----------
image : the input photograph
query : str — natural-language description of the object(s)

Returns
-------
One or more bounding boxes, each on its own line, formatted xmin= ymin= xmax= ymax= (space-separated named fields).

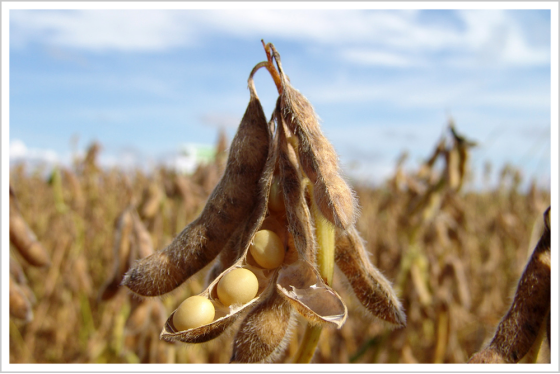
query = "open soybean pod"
xmin=161 ymin=251 xmax=277 ymax=343
xmin=270 ymin=45 xmax=357 ymax=231
xmin=277 ymin=259 xmax=347 ymax=328
xmin=123 ymin=78 xmax=272 ymax=297
xmin=468 ymin=206 xmax=551 ymax=363
xmin=269 ymin=110 xmax=347 ymax=328
xmin=9 ymin=188 xmax=50 ymax=268
xmin=161 ymin=113 xmax=278 ymax=343
xmin=334 ymin=226 xmax=406 ymax=327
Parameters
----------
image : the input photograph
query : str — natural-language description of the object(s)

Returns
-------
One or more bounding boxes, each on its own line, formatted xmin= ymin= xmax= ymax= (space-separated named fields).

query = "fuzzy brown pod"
xmin=277 ymin=118 xmax=316 ymax=261
xmin=468 ymin=206 xmax=551 ymax=363
xmin=271 ymin=49 xmax=357 ymax=231
xmin=123 ymin=88 xmax=271 ymax=297
xmin=9 ymin=188 xmax=50 ymax=268
xmin=230 ymin=286 xmax=295 ymax=363
xmin=334 ymin=225 xmax=406 ymax=327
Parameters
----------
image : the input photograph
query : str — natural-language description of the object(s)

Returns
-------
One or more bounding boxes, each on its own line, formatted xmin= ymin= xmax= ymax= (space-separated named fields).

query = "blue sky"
xmin=6 ymin=4 xmax=555 ymax=188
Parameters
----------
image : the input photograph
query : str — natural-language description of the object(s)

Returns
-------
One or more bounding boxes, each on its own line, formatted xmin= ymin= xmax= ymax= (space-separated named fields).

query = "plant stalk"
xmin=294 ymin=181 xmax=335 ymax=363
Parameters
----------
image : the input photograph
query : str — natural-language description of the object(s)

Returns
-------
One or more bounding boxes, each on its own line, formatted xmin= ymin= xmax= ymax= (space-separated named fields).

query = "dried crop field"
xmin=8 ymin=126 xmax=551 ymax=364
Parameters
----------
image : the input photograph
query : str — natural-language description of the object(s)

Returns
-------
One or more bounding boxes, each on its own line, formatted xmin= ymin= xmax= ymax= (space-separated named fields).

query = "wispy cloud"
xmin=10 ymin=9 xmax=550 ymax=68
xmin=10 ymin=10 xmax=196 ymax=52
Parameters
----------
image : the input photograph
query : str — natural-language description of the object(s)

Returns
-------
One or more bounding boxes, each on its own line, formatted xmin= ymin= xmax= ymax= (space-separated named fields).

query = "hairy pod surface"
xmin=335 ymin=226 xmax=406 ymax=327
xmin=468 ymin=206 xmax=551 ymax=363
xmin=276 ymin=80 xmax=357 ymax=230
xmin=277 ymin=118 xmax=316 ymax=261
xmin=231 ymin=287 xmax=294 ymax=363
xmin=123 ymin=93 xmax=271 ymax=297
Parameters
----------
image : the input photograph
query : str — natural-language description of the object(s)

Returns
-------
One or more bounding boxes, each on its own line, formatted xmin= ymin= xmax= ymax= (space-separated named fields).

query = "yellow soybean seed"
xmin=217 ymin=268 xmax=259 ymax=307
xmin=173 ymin=295 xmax=215 ymax=331
xmin=250 ymin=230 xmax=285 ymax=269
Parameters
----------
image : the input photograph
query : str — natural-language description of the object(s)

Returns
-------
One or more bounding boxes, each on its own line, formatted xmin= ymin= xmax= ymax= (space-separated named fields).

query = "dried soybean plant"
xmin=9 ymin=186 xmax=50 ymax=322
xmin=98 ymin=203 xmax=171 ymax=363
xmin=123 ymin=41 xmax=405 ymax=363
xmin=468 ymin=206 xmax=551 ymax=364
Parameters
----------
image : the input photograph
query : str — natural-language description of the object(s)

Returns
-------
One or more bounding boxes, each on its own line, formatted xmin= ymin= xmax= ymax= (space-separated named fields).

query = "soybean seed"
xmin=250 ymin=230 xmax=285 ymax=269
xmin=173 ymin=295 xmax=215 ymax=331
xmin=217 ymin=268 xmax=259 ymax=307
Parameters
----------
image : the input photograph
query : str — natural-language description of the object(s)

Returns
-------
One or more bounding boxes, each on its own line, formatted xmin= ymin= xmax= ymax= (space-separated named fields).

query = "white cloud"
xmin=10 ymin=139 xmax=59 ymax=165
xmin=456 ymin=10 xmax=550 ymax=67
xmin=9 ymin=139 xmax=28 ymax=159
xmin=10 ymin=9 xmax=550 ymax=68
xmin=10 ymin=10 xmax=196 ymax=52
xmin=340 ymin=49 xmax=416 ymax=67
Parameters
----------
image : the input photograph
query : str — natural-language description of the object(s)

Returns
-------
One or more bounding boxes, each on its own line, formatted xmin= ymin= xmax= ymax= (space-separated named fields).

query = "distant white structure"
xmin=9 ymin=139 xmax=219 ymax=176
xmin=168 ymin=143 xmax=216 ymax=174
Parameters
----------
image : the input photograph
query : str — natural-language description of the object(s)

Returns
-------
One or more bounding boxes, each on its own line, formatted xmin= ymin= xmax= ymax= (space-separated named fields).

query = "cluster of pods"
xmin=123 ymin=42 xmax=405 ymax=363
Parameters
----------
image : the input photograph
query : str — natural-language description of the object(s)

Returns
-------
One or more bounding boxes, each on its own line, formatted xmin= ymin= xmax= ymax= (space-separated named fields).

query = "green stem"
xmin=294 ymin=324 xmax=323 ymax=363
xmin=294 ymin=181 xmax=335 ymax=363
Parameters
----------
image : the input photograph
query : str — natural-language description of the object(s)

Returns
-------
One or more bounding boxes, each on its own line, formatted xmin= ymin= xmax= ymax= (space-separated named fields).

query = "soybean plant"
xmin=123 ymin=42 xmax=406 ymax=363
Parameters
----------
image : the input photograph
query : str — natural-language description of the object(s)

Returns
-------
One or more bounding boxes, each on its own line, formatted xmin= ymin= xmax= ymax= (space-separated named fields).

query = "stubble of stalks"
xmin=9 ymin=273 xmax=34 ymax=323
xmin=122 ymin=41 xmax=405 ymax=363
xmin=99 ymin=203 xmax=171 ymax=363
xmin=9 ymin=186 xmax=50 ymax=323
xmin=9 ymin=187 xmax=51 ymax=268
xmin=468 ymin=206 xmax=551 ymax=363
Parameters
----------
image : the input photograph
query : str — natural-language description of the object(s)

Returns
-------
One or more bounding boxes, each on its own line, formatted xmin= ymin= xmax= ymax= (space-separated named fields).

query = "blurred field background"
xmin=8 ymin=123 xmax=551 ymax=364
